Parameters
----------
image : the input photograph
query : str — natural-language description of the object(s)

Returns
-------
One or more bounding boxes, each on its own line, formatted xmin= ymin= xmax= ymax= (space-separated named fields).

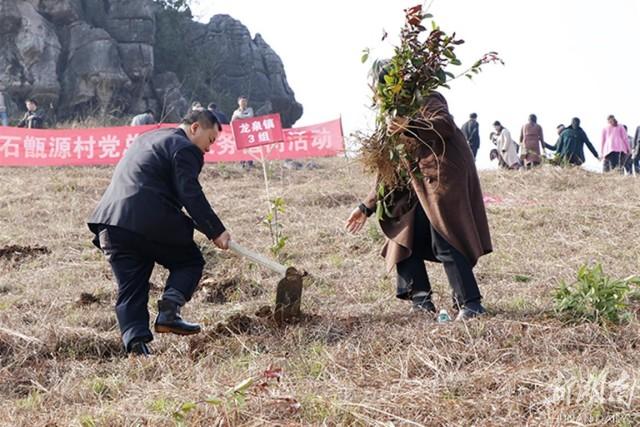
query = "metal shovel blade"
xmin=274 ymin=267 xmax=303 ymax=323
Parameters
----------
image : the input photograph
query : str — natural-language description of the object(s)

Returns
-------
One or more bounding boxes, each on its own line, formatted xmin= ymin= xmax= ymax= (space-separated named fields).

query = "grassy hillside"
xmin=0 ymin=160 xmax=639 ymax=426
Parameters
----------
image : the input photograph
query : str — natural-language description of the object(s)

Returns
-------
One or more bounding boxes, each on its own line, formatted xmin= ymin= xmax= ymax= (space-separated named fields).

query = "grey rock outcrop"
xmin=0 ymin=0 xmax=303 ymax=126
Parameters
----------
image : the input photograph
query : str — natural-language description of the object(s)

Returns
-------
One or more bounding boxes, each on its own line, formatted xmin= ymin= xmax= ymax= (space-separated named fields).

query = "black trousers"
xmin=396 ymin=204 xmax=482 ymax=306
xmin=624 ymin=155 xmax=640 ymax=174
xmin=470 ymin=143 xmax=479 ymax=159
xmin=97 ymin=225 xmax=205 ymax=350
xmin=603 ymin=152 xmax=626 ymax=173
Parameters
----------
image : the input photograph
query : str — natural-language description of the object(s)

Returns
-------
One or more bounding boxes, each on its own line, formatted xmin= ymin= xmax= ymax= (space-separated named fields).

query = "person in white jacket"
xmin=491 ymin=121 xmax=521 ymax=169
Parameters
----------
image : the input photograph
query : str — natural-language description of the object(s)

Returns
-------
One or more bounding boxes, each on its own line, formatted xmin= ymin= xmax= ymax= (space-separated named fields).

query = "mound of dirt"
xmin=0 ymin=245 xmax=50 ymax=262
xmin=200 ymin=276 xmax=264 ymax=304
xmin=76 ymin=292 xmax=101 ymax=306
xmin=215 ymin=314 xmax=255 ymax=336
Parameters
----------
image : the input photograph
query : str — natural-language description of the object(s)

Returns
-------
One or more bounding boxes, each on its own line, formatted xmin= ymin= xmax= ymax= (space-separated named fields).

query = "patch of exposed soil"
xmin=76 ymin=292 xmax=101 ymax=306
xmin=200 ymin=276 xmax=264 ymax=304
xmin=215 ymin=314 xmax=255 ymax=336
xmin=0 ymin=245 xmax=50 ymax=263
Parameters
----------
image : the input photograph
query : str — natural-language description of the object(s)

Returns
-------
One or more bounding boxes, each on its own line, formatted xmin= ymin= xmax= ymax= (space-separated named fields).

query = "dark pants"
xmin=470 ymin=143 xmax=479 ymax=159
xmin=396 ymin=204 xmax=482 ymax=306
xmin=97 ymin=225 xmax=205 ymax=350
xmin=603 ymin=152 xmax=626 ymax=173
xmin=624 ymin=155 xmax=640 ymax=175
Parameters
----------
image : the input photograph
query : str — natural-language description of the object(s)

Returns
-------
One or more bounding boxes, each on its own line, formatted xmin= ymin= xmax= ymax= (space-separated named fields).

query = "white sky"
xmin=192 ymin=0 xmax=640 ymax=170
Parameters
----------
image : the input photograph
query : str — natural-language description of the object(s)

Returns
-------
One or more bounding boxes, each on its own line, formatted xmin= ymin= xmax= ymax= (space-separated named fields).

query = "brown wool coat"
xmin=364 ymin=93 xmax=493 ymax=272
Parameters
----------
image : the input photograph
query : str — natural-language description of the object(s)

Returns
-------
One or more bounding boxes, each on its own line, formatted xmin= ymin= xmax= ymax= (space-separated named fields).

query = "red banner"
xmin=0 ymin=118 xmax=344 ymax=166
xmin=231 ymin=113 xmax=284 ymax=149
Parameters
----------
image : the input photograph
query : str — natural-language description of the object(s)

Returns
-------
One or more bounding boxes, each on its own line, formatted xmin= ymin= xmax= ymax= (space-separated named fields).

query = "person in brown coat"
xmin=346 ymin=92 xmax=493 ymax=320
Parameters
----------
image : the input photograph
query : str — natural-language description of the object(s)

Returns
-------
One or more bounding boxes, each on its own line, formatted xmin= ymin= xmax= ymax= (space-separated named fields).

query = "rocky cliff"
xmin=0 ymin=0 xmax=303 ymax=126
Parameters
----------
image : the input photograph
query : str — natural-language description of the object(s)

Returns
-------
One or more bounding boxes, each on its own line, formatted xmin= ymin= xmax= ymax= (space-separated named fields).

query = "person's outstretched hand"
xmin=345 ymin=207 xmax=368 ymax=234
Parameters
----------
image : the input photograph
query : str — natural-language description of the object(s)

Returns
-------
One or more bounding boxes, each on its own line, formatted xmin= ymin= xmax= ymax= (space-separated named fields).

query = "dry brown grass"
xmin=0 ymin=159 xmax=639 ymax=426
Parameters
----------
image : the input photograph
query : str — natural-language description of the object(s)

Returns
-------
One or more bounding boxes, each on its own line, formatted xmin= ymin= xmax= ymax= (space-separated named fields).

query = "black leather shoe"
xmin=128 ymin=340 xmax=151 ymax=356
xmin=154 ymin=299 xmax=201 ymax=335
xmin=411 ymin=294 xmax=437 ymax=313
xmin=456 ymin=302 xmax=487 ymax=321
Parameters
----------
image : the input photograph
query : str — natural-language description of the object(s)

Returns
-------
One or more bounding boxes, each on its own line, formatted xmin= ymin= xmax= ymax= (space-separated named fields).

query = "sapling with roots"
xmin=359 ymin=3 xmax=503 ymax=219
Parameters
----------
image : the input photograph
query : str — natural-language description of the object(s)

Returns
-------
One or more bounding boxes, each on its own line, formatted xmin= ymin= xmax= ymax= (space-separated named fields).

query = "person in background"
xmin=519 ymin=114 xmax=547 ymax=168
xmin=547 ymin=118 xmax=599 ymax=166
xmin=231 ymin=96 xmax=254 ymax=122
xmin=17 ymin=99 xmax=45 ymax=129
xmin=601 ymin=115 xmax=631 ymax=173
xmin=191 ymin=101 xmax=203 ymax=112
xmin=207 ymin=103 xmax=229 ymax=125
xmin=491 ymin=121 xmax=520 ymax=169
xmin=231 ymin=96 xmax=255 ymax=169
xmin=551 ymin=124 xmax=565 ymax=147
xmin=630 ymin=124 xmax=640 ymax=175
xmin=0 ymin=88 xmax=8 ymax=127
xmin=622 ymin=125 xmax=638 ymax=175
xmin=461 ymin=112 xmax=480 ymax=159
xmin=130 ymin=110 xmax=156 ymax=126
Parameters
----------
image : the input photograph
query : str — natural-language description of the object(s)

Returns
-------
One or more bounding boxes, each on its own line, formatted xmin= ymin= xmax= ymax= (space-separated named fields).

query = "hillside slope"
xmin=0 ymin=160 xmax=639 ymax=426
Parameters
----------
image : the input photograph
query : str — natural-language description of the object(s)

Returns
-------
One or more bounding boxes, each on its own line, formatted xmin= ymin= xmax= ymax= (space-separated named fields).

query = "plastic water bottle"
xmin=437 ymin=309 xmax=451 ymax=323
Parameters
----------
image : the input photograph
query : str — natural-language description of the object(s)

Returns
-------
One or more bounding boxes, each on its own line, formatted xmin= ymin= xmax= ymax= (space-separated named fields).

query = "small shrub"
xmin=553 ymin=264 xmax=640 ymax=324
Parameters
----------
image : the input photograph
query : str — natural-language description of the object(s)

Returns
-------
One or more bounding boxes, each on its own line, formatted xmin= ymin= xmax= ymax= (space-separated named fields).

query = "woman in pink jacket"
xmin=601 ymin=115 xmax=631 ymax=173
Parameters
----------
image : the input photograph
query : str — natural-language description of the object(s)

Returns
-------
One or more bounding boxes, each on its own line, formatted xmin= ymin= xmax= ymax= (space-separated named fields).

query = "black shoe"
xmin=154 ymin=299 xmax=202 ymax=335
xmin=455 ymin=302 xmax=487 ymax=321
xmin=411 ymin=294 xmax=436 ymax=313
xmin=128 ymin=340 xmax=151 ymax=357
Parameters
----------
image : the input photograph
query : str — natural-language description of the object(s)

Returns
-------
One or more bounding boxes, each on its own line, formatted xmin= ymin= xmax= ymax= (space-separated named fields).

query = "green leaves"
xmin=361 ymin=48 xmax=370 ymax=64
xmin=264 ymin=196 xmax=288 ymax=258
xmin=553 ymin=263 xmax=639 ymax=325
xmin=359 ymin=3 xmax=502 ymax=193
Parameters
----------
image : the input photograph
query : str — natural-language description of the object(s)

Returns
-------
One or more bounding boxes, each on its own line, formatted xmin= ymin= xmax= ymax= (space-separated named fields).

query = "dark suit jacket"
xmin=88 ymin=128 xmax=225 ymax=246
xmin=461 ymin=119 xmax=480 ymax=149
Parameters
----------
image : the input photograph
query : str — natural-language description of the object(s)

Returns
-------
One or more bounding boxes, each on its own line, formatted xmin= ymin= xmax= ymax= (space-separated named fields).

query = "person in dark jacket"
xmin=547 ymin=117 xmax=599 ymax=166
xmin=207 ymin=103 xmax=229 ymax=125
xmin=88 ymin=109 xmax=230 ymax=356
xmin=461 ymin=112 xmax=480 ymax=159
xmin=17 ymin=99 xmax=45 ymax=129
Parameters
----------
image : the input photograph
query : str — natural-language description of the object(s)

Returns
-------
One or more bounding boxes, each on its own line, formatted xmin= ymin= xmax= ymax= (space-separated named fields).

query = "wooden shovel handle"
xmin=228 ymin=241 xmax=288 ymax=276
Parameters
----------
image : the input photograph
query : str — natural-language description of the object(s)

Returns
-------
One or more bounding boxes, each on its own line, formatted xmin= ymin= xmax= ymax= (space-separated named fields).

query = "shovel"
xmin=228 ymin=241 xmax=303 ymax=323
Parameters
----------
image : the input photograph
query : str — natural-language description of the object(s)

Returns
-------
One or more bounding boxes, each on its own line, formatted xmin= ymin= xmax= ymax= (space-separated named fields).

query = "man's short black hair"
xmin=143 ymin=109 xmax=153 ymax=115
xmin=25 ymin=98 xmax=38 ymax=106
xmin=493 ymin=120 xmax=502 ymax=127
xmin=470 ymin=113 xmax=477 ymax=119
xmin=181 ymin=109 xmax=222 ymax=131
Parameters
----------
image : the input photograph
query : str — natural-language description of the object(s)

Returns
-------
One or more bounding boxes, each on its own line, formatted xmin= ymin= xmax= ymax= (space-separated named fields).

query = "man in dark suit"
xmin=88 ymin=109 xmax=231 ymax=356
xmin=461 ymin=112 xmax=480 ymax=159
